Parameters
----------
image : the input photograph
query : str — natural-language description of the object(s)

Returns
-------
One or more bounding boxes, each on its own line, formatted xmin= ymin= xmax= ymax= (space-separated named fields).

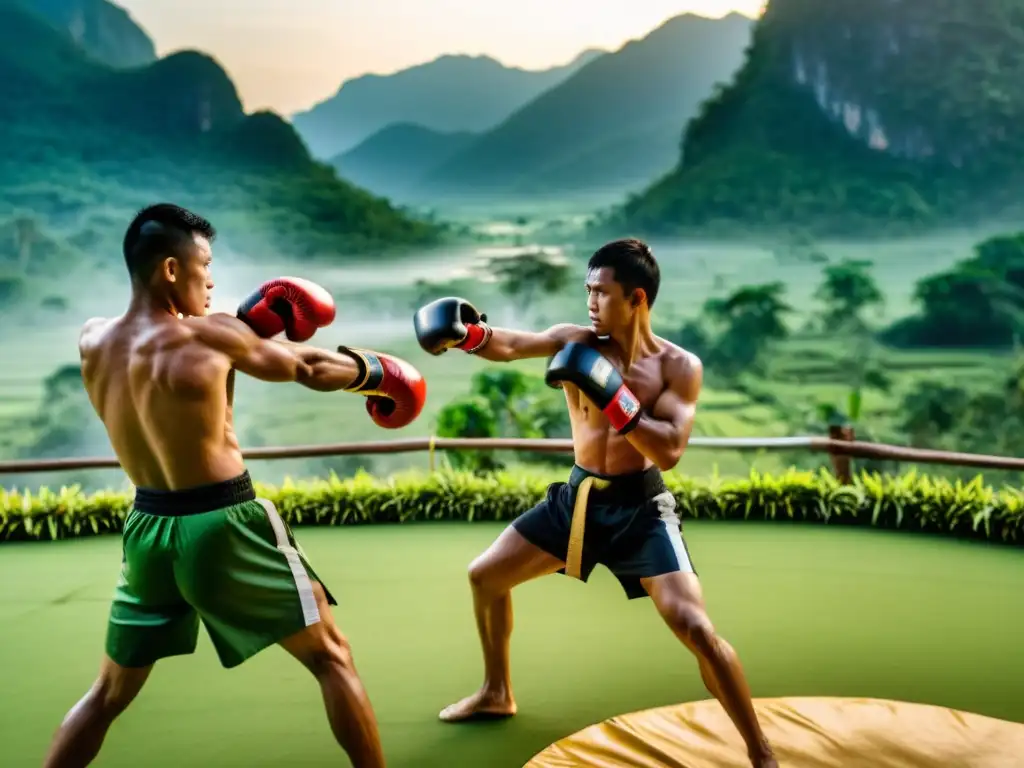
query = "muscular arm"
xmin=290 ymin=345 xmax=363 ymax=392
xmin=195 ymin=314 xmax=360 ymax=391
xmin=624 ymin=352 xmax=703 ymax=472
xmin=475 ymin=323 xmax=591 ymax=362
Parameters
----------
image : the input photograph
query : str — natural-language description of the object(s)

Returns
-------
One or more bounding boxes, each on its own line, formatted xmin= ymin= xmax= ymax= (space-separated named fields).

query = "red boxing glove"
xmin=237 ymin=277 xmax=336 ymax=342
xmin=337 ymin=346 xmax=426 ymax=429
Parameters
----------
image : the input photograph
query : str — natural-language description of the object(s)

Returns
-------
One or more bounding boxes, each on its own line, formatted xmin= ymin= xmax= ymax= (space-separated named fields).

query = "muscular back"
xmin=79 ymin=314 xmax=244 ymax=491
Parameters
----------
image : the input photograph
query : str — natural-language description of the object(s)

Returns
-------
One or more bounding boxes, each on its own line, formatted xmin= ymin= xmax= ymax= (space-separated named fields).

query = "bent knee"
xmin=663 ymin=602 xmax=718 ymax=653
xmin=92 ymin=672 xmax=145 ymax=717
xmin=281 ymin=611 xmax=358 ymax=679
xmin=468 ymin=557 xmax=499 ymax=592
xmin=305 ymin=631 xmax=356 ymax=679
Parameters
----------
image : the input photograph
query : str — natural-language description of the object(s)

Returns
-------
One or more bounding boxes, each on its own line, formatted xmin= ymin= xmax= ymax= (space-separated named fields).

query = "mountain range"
xmin=291 ymin=50 xmax=604 ymax=160
xmin=323 ymin=13 xmax=754 ymax=205
xmin=11 ymin=0 xmax=983 ymax=266
xmin=0 ymin=0 xmax=440 ymax=283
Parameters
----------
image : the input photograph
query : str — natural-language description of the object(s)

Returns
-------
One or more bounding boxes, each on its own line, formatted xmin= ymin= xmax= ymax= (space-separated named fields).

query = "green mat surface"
xmin=1 ymin=521 xmax=1021 ymax=767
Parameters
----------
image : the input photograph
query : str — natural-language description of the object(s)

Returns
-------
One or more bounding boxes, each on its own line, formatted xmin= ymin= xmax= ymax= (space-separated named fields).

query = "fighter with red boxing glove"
xmin=416 ymin=239 xmax=776 ymax=768
xmin=53 ymin=203 xmax=421 ymax=768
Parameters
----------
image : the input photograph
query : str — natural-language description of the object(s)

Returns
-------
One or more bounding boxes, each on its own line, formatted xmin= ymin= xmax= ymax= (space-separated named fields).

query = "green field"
xmin=1 ymin=522 xmax=1021 ymax=767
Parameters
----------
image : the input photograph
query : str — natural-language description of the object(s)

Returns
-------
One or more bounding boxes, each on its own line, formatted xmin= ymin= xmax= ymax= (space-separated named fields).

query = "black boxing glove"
xmin=545 ymin=342 xmax=642 ymax=434
xmin=413 ymin=296 xmax=492 ymax=355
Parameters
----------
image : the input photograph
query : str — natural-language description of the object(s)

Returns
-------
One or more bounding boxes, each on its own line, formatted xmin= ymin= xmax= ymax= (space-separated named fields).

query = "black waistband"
xmin=568 ymin=464 xmax=667 ymax=503
xmin=132 ymin=471 xmax=256 ymax=517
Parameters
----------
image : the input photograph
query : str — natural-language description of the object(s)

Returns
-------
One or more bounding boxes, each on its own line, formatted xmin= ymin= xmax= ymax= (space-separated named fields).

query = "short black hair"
xmin=122 ymin=203 xmax=216 ymax=281
xmin=587 ymin=237 xmax=660 ymax=308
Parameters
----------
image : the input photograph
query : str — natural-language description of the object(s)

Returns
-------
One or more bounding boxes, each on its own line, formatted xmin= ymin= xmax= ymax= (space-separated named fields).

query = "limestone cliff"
xmin=613 ymin=0 xmax=1024 ymax=236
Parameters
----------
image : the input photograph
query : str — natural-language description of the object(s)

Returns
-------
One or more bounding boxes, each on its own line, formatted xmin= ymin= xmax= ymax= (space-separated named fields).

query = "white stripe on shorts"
xmin=653 ymin=491 xmax=695 ymax=573
xmin=256 ymin=498 xmax=321 ymax=626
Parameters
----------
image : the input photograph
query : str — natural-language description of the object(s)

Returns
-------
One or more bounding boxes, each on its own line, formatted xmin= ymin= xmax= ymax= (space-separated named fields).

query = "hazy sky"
xmin=115 ymin=0 xmax=762 ymax=115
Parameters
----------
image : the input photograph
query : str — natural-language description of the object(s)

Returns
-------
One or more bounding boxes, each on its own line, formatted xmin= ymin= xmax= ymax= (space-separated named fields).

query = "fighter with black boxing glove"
xmin=416 ymin=239 xmax=777 ymax=768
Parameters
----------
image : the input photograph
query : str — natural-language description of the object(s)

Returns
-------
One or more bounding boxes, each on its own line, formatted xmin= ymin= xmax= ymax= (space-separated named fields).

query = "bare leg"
xmin=279 ymin=581 xmax=385 ymax=768
xmin=439 ymin=525 xmax=563 ymax=723
xmin=643 ymin=572 xmax=777 ymax=768
xmin=43 ymin=657 xmax=153 ymax=767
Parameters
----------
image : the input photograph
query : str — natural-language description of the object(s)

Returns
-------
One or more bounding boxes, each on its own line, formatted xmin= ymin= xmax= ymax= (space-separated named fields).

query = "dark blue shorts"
xmin=511 ymin=465 xmax=696 ymax=599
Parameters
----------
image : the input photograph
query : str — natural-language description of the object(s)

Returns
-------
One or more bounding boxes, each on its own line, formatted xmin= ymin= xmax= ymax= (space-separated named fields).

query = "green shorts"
xmin=106 ymin=471 xmax=336 ymax=669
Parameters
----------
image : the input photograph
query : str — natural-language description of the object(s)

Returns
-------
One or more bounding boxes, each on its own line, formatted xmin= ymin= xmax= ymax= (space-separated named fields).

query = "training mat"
xmin=523 ymin=696 xmax=1024 ymax=767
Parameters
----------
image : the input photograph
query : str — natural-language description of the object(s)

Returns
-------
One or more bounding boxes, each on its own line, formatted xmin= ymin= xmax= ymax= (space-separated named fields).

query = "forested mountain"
xmin=609 ymin=0 xmax=1024 ymax=236
xmin=29 ymin=0 xmax=156 ymax=68
xmin=0 ymin=0 xmax=442 ymax=283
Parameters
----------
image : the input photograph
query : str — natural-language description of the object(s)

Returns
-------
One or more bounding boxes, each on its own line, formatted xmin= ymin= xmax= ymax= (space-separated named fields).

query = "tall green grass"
xmin=2 ymin=468 xmax=1021 ymax=545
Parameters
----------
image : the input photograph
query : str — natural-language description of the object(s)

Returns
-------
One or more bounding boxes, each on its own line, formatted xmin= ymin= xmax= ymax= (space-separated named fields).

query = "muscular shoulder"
xmin=657 ymin=339 xmax=703 ymax=400
xmin=547 ymin=323 xmax=598 ymax=345
xmin=157 ymin=315 xmax=238 ymax=385
xmin=183 ymin=312 xmax=251 ymax=352
xmin=183 ymin=312 xmax=279 ymax=370
xmin=78 ymin=316 xmax=116 ymax=357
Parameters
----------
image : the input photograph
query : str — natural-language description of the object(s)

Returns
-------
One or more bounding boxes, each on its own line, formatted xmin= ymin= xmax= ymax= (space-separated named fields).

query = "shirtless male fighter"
xmin=43 ymin=203 xmax=426 ymax=768
xmin=412 ymin=238 xmax=777 ymax=767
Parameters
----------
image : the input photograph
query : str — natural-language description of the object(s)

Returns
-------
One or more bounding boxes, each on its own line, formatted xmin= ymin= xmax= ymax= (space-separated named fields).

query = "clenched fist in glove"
xmin=237 ymin=277 xmax=336 ymax=342
xmin=413 ymin=296 xmax=492 ymax=355
xmin=545 ymin=342 xmax=643 ymax=434
xmin=336 ymin=346 xmax=426 ymax=429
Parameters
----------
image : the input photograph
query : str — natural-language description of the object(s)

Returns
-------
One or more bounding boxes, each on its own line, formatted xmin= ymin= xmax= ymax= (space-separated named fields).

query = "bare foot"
xmin=751 ymin=752 xmax=779 ymax=768
xmin=438 ymin=688 xmax=517 ymax=723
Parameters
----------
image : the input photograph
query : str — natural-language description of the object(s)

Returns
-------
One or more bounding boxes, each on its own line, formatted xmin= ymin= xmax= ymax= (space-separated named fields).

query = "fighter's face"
xmin=162 ymin=235 xmax=214 ymax=317
xmin=585 ymin=267 xmax=640 ymax=335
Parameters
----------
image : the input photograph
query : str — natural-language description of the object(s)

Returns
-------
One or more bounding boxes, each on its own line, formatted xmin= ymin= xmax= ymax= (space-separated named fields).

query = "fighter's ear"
xmin=161 ymin=256 xmax=178 ymax=283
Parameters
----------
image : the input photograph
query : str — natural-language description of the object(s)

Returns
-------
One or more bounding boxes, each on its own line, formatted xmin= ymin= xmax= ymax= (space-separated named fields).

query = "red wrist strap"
xmin=456 ymin=322 xmax=491 ymax=353
xmin=602 ymin=385 xmax=642 ymax=433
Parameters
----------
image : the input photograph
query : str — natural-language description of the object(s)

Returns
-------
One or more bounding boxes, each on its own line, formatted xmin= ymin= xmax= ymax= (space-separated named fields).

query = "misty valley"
xmin=5 ymin=0 xmax=1024 ymax=496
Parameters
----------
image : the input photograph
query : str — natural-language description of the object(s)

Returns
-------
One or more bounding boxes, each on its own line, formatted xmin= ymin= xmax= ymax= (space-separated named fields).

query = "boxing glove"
xmin=336 ymin=345 xmax=427 ymax=429
xmin=545 ymin=342 xmax=642 ymax=434
xmin=413 ymin=296 xmax=492 ymax=355
xmin=237 ymin=277 xmax=336 ymax=342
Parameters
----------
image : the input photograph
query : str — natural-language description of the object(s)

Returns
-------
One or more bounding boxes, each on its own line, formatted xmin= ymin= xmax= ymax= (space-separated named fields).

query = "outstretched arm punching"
xmin=477 ymin=323 xmax=588 ymax=362
xmin=226 ymin=275 xmax=427 ymax=428
xmin=195 ymin=313 xmax=361 ymax=390
xmin=211 ymin=274 xmax=355 ymax=388
xmin=198 ymin=315 xmax=426 ymax=428
xmin=413 ymin=296 xmax=590 ymax=361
